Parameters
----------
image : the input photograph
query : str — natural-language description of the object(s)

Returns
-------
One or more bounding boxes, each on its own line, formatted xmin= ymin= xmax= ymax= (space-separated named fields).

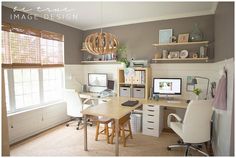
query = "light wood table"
xmin=81 ymin=97 xmax=188 ymax=156
xmin=81 ymin=97 xmax=142 ymax=156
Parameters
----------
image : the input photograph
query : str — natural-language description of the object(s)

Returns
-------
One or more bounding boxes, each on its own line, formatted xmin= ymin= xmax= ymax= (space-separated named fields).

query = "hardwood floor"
xmin=10 ymin=123 xmax=207 ymax=156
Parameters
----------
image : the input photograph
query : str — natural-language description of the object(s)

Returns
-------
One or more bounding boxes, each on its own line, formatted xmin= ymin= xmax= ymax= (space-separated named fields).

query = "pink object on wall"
xmin=212 ymin=72 xmax=227 ymax=110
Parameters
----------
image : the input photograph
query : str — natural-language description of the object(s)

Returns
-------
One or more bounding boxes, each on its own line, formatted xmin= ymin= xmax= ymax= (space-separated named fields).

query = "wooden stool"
xmin=95 ymin=117 xmax=113 ymax=144
xmin=110 ymin=113 xmax=133 ymax=147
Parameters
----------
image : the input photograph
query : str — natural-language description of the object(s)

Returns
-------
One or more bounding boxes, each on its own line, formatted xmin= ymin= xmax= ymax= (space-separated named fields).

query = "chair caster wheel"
xmin=76 ymin=127 xmax=79 ymax=130
xmin=167 ymin=147 xmax=171 ymax=151
xmin=66 ymin=124 xmax=69 ymax=127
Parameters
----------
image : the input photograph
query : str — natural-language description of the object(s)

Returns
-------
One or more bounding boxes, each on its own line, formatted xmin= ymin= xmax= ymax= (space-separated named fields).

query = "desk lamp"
xmin=68 ymin=73 xmax=86 ymax=92
xmin=191 ymin=76 xmax=210 ymax=100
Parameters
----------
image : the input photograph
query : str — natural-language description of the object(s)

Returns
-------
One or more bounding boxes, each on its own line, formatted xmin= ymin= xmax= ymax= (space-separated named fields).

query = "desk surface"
xmin=81 ymin=97 xmax=142 ymax=119
xmin=81 ymin=97 xmax=187 ymax=119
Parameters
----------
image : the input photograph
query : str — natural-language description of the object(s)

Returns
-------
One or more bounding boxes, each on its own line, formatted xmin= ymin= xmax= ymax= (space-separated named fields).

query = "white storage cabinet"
xmin=142 ymin=104 xmax=163 ymax=137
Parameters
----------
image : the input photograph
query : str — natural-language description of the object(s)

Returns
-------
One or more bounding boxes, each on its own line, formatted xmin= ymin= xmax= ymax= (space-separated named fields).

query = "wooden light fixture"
xmin=84 ymin=2 xmax=119 ymax=55
xmin=85 ymin=32 xmax=119 ymax=55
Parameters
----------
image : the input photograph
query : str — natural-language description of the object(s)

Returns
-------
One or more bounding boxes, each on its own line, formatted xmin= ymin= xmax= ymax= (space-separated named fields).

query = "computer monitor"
xmin=88 ymin=73 xmax=107 ymax=87
xmin=153 ymin=78 xmax=182 ymax=95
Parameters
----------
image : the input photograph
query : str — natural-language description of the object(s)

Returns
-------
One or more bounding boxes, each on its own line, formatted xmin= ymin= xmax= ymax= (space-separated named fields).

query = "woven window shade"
xmin=2 ymin=22 xmax=64 ymax=68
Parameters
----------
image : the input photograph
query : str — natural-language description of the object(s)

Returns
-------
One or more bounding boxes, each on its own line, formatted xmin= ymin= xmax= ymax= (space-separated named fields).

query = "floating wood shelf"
xmin=81 ymin=60 xmax=118 ymax=64
xmin=152 ymin=57 xmax=209 ymax=63
xmin=152 ymin=41 xmax=209 ymax=47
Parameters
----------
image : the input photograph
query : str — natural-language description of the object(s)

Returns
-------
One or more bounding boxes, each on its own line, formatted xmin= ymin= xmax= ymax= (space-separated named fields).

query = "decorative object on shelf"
xmin=117 ymin=44 xmax=130 ymax=68
xmin=199 ymin=46 xmax=207 ymax=58
xmin=154 ymin=51 xmax=162 ymax=59
xmin=162 ymin=50 xmax=168 ymax=59
xmin=159 ymin=29 xmax=172 ymax=44
xmin=186 ymin=76 xmax=195 ymax=91
xmin=178 ymin=33 xmax=189 ymax=43
xmin=180 ymin=50 xmax=188 ymax=59
xmin=191 ymin=76 xmax=210 ymax=99
xmin=190 ymin=23 xmax=203 ymax=42
xmin=169 ymin=51 xmax=180 ymax=59
xmin=192 ymin=53 xmax=198 ymax=58
xmin=171 ymin=36 xmax=177 ymax=43
xmin=84 ymin=2 xmax=119 ymax=55
xmin=193 ymin=88 xmax=202 ymax=100
xmin=168 ymin=54 xmax=172 ymax=59
xmin=86 ymin=55 xmax=93 ymax=61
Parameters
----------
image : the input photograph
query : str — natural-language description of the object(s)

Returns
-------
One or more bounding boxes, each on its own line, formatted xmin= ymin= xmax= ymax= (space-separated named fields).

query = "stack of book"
xmin=124 ymin=70 xmax=145 ymax=84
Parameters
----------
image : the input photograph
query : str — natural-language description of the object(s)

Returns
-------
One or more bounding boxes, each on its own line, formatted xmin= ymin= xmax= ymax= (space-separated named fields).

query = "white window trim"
xmin=5 ymin=68 xmax=65 ymax=115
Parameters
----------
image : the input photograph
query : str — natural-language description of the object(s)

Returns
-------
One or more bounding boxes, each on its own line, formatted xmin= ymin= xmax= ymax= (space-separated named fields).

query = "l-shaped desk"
xmin=81 ymin=95 xmax=188 ymax=156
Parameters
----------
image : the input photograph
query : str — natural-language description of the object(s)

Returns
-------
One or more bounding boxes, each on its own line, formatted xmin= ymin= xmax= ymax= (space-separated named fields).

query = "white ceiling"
xmin=3 ymin=2 xmax=218 ymax=30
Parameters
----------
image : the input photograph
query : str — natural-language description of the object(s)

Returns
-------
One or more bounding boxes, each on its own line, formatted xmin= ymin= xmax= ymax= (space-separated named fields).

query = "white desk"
xmin=81 ymin=96 xmax=188 ymax=156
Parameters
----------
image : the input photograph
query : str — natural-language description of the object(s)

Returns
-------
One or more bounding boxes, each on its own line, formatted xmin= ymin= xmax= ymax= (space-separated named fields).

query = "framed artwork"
xmin=178 ymin=33 xmax=189 ymax=43
xmin=159 ymin=29 xmax=172 ymax=44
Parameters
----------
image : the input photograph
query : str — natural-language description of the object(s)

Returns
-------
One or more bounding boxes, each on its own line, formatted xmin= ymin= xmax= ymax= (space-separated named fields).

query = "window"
xmin=2 ymin=22 xmax=65 ymax=114
xmin=4 ymin=68 xmax=64 ymax=113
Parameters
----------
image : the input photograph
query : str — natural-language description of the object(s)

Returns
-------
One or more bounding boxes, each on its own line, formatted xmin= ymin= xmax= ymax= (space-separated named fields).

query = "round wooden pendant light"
xmin=84 ymin=2 xmax=119 ymax=55
xmin=85 ymin=32 xmax=119 ymax=55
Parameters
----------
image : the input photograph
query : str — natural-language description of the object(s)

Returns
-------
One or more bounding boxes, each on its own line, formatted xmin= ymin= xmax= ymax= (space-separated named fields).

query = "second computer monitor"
xmin=153 ymin=78 xmax=182 ymax=95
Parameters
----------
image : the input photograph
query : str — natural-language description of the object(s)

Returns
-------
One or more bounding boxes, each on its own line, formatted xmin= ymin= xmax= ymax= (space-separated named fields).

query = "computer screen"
xmin=107 ymin=80 xmax=114 ymax=90
xmin=88 ymin=73 xmax=107 ymax=87
xmin=153 ymin=78 xmax=182 ymax=95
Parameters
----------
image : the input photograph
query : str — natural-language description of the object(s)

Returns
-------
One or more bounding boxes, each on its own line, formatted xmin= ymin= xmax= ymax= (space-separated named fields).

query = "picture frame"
xmin=178 ymin=33 xmax=189 ymax=43
xmin=159 ymin=29 xmax=172 ymax=44
xmin=169 ymin=51 xmax=180 ymax=58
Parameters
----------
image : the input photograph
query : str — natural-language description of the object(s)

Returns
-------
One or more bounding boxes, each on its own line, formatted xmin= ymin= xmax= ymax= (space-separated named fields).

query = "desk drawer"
xmin=143 ymin=104 xmax=160 ymax=112
xmin=143 ymin=114 xmax=159 ymax=122
xmin=143 ymin=120 xmax=159 ymax=129
xmin=143 ymin=126 xmax=160 ymax=137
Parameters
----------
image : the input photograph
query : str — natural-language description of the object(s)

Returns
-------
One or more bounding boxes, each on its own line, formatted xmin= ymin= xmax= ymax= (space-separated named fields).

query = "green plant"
xmin=193 ymin=88 xmax=202 ymax=96
xmin=116 ymin=44 xmax=130 ymax=67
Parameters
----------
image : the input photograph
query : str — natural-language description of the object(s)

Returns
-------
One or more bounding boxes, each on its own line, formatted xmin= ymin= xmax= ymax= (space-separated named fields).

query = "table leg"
xmin=115 ymin=119 xmax=119 ymax=156
xmin=84 ymin=114 xmax=88 ymax=151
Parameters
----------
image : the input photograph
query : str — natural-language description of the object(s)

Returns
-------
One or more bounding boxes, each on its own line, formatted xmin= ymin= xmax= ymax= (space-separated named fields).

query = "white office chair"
xmin=167 ymin=100 xmax=213 ymax=156
xmin=64 ymin=89 xmax=92 ymax=130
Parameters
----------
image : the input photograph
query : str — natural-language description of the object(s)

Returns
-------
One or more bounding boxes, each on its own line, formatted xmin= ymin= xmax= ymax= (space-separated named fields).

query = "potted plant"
xmin=116 ymin=44 xmax=130 ymax=68
xmin=193 ymin=88 xmax=202 ymax=100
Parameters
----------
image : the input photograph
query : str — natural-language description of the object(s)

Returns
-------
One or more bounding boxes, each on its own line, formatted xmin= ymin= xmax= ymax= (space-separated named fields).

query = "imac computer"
xmin=88 ymin=73 xmax=107 ymax=87
xmin=153 ymin=78 xmax=182 ymax=99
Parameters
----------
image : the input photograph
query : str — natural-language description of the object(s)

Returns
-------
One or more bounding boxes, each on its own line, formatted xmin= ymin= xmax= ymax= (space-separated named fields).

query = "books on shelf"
xmin=124 ymin=70 xmax=145 ymax=84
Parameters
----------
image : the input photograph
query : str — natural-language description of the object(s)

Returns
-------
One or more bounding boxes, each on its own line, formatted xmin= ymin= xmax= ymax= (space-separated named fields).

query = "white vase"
xmin=196 ymin=95 xmax=199 ymax=100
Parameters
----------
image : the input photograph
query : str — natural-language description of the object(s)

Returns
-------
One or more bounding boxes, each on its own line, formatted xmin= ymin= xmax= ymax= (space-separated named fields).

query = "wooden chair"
xmin=95 ymin=116 xmax=113 ymax=144
xmin=110 ymin=113 xmax=133 ymax=147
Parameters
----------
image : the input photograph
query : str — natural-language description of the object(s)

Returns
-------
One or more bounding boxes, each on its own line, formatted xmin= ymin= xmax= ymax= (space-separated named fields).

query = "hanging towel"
xmin=212 ymin=72 xmax=227 ymax=110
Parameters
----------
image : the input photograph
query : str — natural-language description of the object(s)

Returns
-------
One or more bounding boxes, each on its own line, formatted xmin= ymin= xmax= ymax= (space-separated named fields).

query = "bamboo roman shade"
xmin=2 ymin=22 xmax=64 ymax=68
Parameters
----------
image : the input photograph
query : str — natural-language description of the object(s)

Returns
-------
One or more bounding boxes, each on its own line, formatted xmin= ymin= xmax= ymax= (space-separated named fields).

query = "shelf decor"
xmin=159 ymin=29 xmax=172 ymax=44
xmin=190 ymin=23 xmax=203 ymax=42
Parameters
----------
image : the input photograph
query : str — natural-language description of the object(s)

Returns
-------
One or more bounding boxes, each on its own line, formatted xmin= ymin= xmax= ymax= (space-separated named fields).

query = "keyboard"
xmin=167 ymin=100 xmax=181 ymax=104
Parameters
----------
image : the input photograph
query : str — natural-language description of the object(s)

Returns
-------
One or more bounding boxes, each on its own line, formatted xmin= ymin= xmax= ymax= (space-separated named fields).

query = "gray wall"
xmin=214 ymin=2 xmax=234 ymax=62
xmin=83 ymin=15 xmax=214 ymax=62
xmin=2 ymin=6 xmax=83 ymax=64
